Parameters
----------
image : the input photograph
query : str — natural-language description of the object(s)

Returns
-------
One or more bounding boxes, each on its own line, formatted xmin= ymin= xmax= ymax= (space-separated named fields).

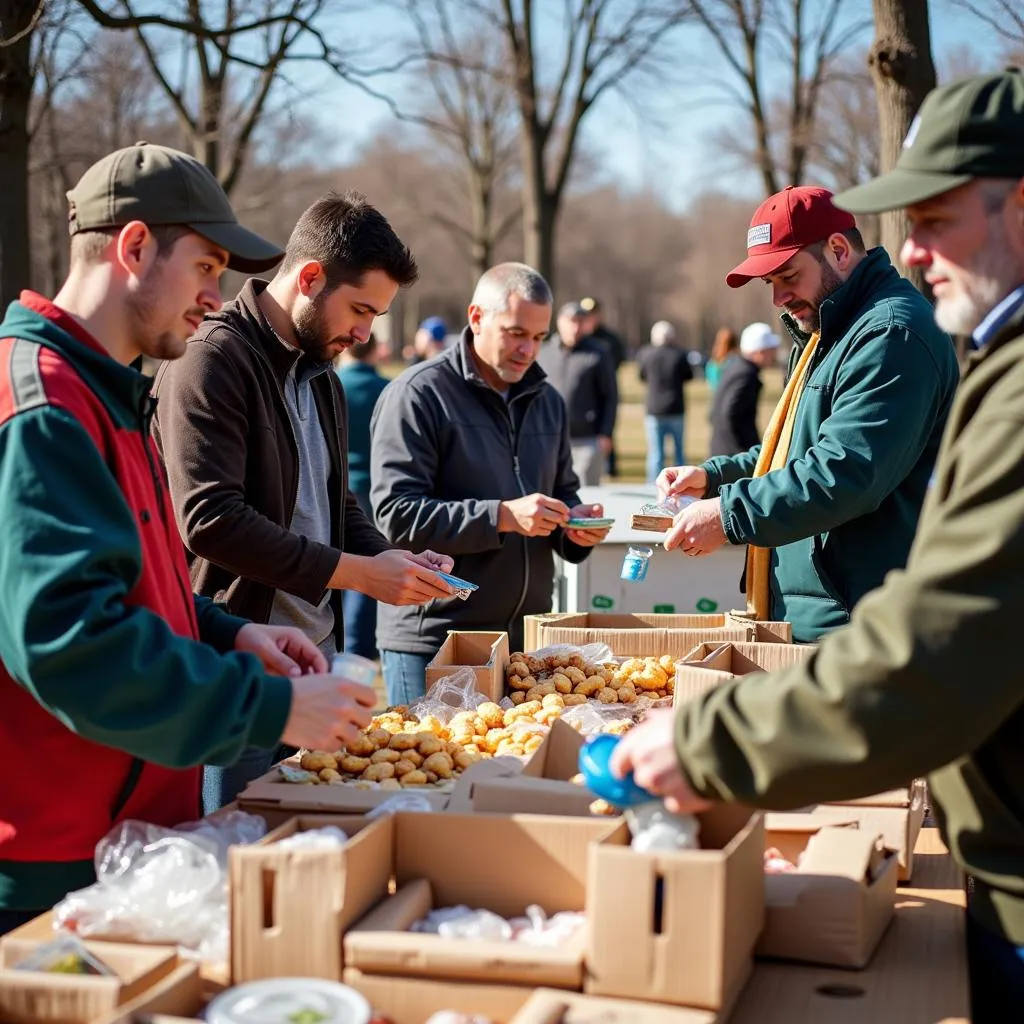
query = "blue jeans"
xmin=644 ymin=414 xmax=684 ymax=483
xmin=966 ymin=908 xmax=1024 ymax=1023
xmin=203 ymin=746 xmax=278 ymax=815
xmin=380 ymin=650 xmax=433 ymax=707
xmin=343 ymin=489 xmax=380 ymax=660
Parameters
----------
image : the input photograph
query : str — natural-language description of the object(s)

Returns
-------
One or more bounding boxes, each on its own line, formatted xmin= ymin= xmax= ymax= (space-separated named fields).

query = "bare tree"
xmin=76 ymin=0 xmax=333 ymax=193
xmin=868 ymin=0 xmax=936 ymax=291
xmin=691 ymin=0 xmax=871 ymax=195
xmin=950 ymin=0 xmax=1024 ymax=55
xmin=0 ymin=0 xmax=43 ymax=306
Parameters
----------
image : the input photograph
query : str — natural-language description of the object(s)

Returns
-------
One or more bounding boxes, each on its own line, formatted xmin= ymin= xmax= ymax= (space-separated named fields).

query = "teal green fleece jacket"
xmin=702 ymin=249 xmax=959 ymax=642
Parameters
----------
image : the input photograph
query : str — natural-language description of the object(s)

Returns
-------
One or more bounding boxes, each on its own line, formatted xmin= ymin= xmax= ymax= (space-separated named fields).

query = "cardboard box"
xmin=512 ymin=988 xmax=720 ymax=1023
xmin=345 ymin=812 xmax=630 ymax=990
xmin=758 ymin=813 xmax=898 ymax=968
xmin=464 ymin=720 xmax=598 ymax=817
xmin=0 ymin=939 xmax=191 ymax=1024
xmin=586 ymin=804 xmax=764 ymax=1012
xmin=344 ymin=968 xmax=532 ymax=1024
xmin=674 ymin=641 xmax=818 ymax=704
xmin=230 ymin=814 xmax=392 ymax=983
xmin=814 ymin=780 xmax=927 ymax=882
xmin=238 ymin=761 xmax=452 ymax=816
xmin=524 ymin=612 xmax=792 ymax=658
xmin=425 ymin=630 xmax=509 ymax=703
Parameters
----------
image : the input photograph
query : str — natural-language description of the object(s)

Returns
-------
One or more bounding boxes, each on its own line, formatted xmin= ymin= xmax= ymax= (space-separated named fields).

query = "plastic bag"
xmin=425 ymin=1014 xmax=496 ymax=1024
xmin=638 ymin=494 xmax=697 ymax=517
xmin=365 ymin=793 xmax=436 ymax=819
xmin=406 ymin=666 xmax=488 ymax=725
xmin=558 ymin=701 xmax=633 ymax=737
xmin=12 ymin=935 xmax=115 ymax=976
xmin=625 ymin=803 xmax=700 ymax=852
xmin=507 ymin=904 xmax=586 ymax=947
xmin=276 ymin=826 xmax=349 ymax=851
xmin=526 ymin=641 xmax=615 ymax=665
xmin=53 ymin=810 xmax=267 ymax=964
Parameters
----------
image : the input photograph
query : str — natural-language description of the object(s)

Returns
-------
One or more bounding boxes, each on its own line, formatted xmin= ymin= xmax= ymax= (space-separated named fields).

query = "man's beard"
xmin=126 ymin=262 xmax=197 ymax=362
xmin=293 ymin=298 xmax=353 ymax=363
xmin=787 ymin=260 xmax=843 ymax=334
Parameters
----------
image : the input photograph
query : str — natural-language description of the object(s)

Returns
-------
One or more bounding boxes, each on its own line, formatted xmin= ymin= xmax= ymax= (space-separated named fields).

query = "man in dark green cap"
xmin=0 ymin=143 xmax=378 ymax=934
xmin=611 ymin=69 xmax=1024 ymax=1021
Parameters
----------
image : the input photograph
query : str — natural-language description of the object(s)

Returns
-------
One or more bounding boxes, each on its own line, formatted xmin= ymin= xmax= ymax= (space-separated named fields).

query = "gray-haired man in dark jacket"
xmin=370 ymin=263 xmax=611 ymax=706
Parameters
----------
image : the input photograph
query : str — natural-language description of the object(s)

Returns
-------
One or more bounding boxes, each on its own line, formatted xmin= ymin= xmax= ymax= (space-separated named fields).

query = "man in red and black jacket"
xmin=0 ymin=143 xmax=377 ymax=934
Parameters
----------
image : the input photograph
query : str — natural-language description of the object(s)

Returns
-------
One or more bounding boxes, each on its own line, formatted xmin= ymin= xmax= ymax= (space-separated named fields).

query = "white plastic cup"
xmin=330 ymin=651 xmax=378 ymax=687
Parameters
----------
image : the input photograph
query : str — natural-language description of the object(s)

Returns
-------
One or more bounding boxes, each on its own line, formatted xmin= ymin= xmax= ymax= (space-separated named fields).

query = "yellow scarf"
xmin=745 ymin=332 xmax=821 ymax=620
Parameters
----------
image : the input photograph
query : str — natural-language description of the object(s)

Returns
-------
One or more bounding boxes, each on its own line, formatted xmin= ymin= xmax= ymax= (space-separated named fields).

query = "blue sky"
xmin=298 ymin=0 xmax=1011 ymax=211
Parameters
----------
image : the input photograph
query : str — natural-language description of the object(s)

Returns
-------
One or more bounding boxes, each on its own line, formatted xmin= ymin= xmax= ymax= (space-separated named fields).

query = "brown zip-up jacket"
xmin=151 ymin=280 xmax=391 ymax=652
xmin=674 ymin=302 xmax=1024 ymax=943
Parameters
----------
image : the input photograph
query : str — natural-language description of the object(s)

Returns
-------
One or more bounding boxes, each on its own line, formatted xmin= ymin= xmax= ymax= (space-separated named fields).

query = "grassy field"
xmin=381 ymin=358 xmax=785 ymax=481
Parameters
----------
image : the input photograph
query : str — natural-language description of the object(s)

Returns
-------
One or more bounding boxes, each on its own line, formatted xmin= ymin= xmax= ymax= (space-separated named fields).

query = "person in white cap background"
xmin=635 ymin=319 xmax=693 ymax=482
xmin=709 ymin=322 xmax=779 ymax=458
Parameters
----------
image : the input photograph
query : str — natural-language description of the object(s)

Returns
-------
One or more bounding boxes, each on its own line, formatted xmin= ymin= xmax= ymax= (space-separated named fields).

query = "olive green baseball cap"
xmin=835 ymin=68 xmax=1024 ymax=214
xmin=66 ymin=141 xmax=284 ymax=273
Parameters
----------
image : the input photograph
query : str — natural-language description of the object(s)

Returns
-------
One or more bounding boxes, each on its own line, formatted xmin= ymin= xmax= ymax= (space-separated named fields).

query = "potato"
xmin=379 ymin=778 xmax=402 ymax=792
xmin=421 ymin=752 xmax=454 ymax=779
xmin=339 ymin=755 xmax=371 ymax=774
xmin=553 ymin=677 xmax=573 ymax=694
xmin=345 ymin=735 xmax=375 ymax=758
xmin=424 ymin=771 xmax=439 ymax=784
xmin=417 ymin=736 xmax=445 ymax=757
xmin=541 ymin=693 xmax=565 ymax=710
xmin=617 ymin=685 xmax=637 ymax=704
xmin=510 ymin=690 xmax=526 ymax=705
xmin=319 ymin=768 xmax=342 ymax=782
xmin=388 ymin=733 xmax=418 ymax=751
xmin=362 ymin=762 xmax=396 ymax=782
xmin=454 ymin=750 xmax=480 ymax=770
xmin=367 ymin=729 xmax=392 ymax=749
xmin=597 ymin=687 xmax=619 ymax=704
xmin=563 ymin=693 xmax=588 ymax=706
xmin=393 ymin=758 xmax=417 ymax=777
xmin=370 ymin=748 xmax=401 ymax=764
xmin=509 ymin=674 xmax=534 ymax=691
xmin=400 ymin=770 xmax=428 ymax=786
xmin=300 ymin=751 xmax=336 ymax=773
xmin=404 ymin=749 xmax=425 ymax=768
xmin=507 ymin=660 xmax=530 ymax=678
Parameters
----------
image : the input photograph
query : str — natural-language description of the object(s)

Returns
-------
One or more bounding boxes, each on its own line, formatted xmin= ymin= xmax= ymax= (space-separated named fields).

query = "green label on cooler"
xmin=592 ymin=594 xmax=614 ymax=609
xmin=653 ymin=603 xmax=675 ymax=613
xmin=696 ymin=597 xmax=719 ymax=613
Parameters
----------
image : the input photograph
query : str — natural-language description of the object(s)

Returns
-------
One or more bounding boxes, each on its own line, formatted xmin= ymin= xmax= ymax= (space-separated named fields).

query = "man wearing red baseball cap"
xmin=657 ymin=184 xmax=959 ymax=643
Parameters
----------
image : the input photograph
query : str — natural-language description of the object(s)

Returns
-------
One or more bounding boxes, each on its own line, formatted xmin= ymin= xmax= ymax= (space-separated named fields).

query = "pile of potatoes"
xmin=505 ymin=651 xmax=677 ymax=703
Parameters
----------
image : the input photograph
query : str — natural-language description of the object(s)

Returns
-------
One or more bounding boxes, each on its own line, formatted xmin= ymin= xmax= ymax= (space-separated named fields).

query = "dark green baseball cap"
xmin=66 ymin=141 xmax=284 ymax=273
xmin=835 ymin=68 xmax=1024 ymax=214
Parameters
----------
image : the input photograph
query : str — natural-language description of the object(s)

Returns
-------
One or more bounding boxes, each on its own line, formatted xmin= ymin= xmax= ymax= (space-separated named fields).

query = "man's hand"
xmin=597 ymin=435 xmax=613 ymax=457
xmin=564 ymin=502 xmax=611 ymax=548
xmin=235 ymin=623 xmax=328 ymax=677
xmin=338 ymin=549 xmax=458 ymax=604
xmin=656 ymin=465 xmax=707 ymax=502
xmin=281 ymin=674 xmax=377 ymax=751
xmin=499 ymin=493 xmax=570 ymax=537
xmin=610 ymin=709 xmax=714 ymax=815
xmin=664 ymin=497 xmax=728 ymax=556
xmin=407 ymin=549 xmax=455 ymax=575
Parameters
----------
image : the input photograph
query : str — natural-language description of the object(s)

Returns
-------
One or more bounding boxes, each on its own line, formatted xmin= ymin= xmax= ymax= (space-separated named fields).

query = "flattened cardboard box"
xmin=524 ymin=613 xmax=792 ymax=660
xmin=586 ymin=804 xmax=765 ymax=1012
xmin=344 ymin=812 xmax=630 ymax=990
xmin=674 ymin=641 xmax=818 ymax=704
xmin=0 ymin=939 xmax=197 ymax=1024
xmin=512 ymin=988 xmax=719 ymax=1023
xmin=758 ymin=813 xmax=898 ymax=969
xmin=238 ymin=761 xmax=452 ymax=815
xmin=425 ymin=630 xmax=509 ymax=703
xmin=230 ymin=814 xmax=393 ymax=983
xmin=813 ymin=780 xmax=927 ymax=882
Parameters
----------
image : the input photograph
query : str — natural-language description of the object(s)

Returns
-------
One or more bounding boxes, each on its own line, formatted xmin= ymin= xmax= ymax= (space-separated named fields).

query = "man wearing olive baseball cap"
xmin=608 ymin=70 xmax=1024 ymax=1023
xmin=0 ymin=144 xmax=379 ymax=934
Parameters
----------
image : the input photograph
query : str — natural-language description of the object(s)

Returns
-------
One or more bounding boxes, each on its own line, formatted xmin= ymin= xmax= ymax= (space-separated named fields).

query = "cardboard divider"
xmin=524 ymin=613 xmax=792 ymax=659
xmin=674 ymin=642 xmax=818 ymax=704
xmin=759 ymin=814 xmax=898 ymax=969
xmin=425 ymin=631 xmax=509 ymax=703
xmin=586 ymin=804 xmax=764 ymax=1012
xmin=229 ymin=814 xmax=393 ymax=984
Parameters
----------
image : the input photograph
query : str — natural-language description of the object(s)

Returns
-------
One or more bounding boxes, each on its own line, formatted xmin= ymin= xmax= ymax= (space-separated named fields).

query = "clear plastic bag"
xmin=625 ymin=802 xmax=701 ymax=852
xmin=425 ymin=1013 xmax=496 ymax=1024
xmin=12 ymin=935 xmax=116 ymax=976
xmin=558 ymin=702 xmax=633 ymax=737
xmin=365 ymin=793 xmax=436 ymax=819
xmin=275 ymin=826 xmax=349 ymax=851
xmin=526 ymin=641 xmax=615 ymax=664
xmin=639 ymin=494 xmax=697 ymax=517
xmin=406 ymin=666 xmax=488 ymax=724
xmin=53 ymin=810 xmax=267 ymax=964
xmin=507 ymin=904 xmax=586 ymax=947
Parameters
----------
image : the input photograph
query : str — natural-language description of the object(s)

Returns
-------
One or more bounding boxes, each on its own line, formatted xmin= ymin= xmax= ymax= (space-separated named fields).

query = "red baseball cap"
xmin=726 ymin=185 xmax=856 ymax=288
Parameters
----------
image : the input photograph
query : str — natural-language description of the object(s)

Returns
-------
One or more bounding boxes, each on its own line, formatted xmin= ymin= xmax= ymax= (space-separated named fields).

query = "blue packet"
xmin=434 ymin=570 xmax=478 ymax=600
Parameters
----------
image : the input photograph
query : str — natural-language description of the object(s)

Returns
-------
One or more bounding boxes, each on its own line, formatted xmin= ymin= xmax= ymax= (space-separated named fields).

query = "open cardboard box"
xmin=511 ymin=988 xmax=720 ymax=1023
xmin=524 ymin=613 xmax=792 ymax=659
xmin=238 ymin=760 xmax=453 ymax=816
xmin=454 ymin=720 xmax=598 ymax=817
xmin=344 ymin=812 xmax=629 ymax=991
xmin=425 ymin=630 xmax=509 ymax=703
xmin=812 ymin=780 xmax=927 ymax=882
xmin=586 ymin=804 xmax=764 ymax=1013
xmin=230 ymin=813 xmax=392 ymax=984
xmin=0 ymin=938 xmax=197 ymax=1024
xmin=674 ymin=641 xmax=818 ymax=704
xmin=758 ymin=813 xmax=898 ymax=969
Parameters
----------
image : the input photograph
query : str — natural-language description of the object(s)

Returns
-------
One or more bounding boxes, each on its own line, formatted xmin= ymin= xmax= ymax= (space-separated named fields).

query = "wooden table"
xmin=731 ymin=828 xmax=968 ymax=1023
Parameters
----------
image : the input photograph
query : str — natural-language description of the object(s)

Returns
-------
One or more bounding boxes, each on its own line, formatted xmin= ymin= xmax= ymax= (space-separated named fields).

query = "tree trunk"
xmin=0 ymin=0 xmax=36 ymax=308
xmin=198 ymin=70 xmax=225 ymax=182
xmin=468 ymin=173 xmax=493 ymax=283
xmin=868 ymin=0 xmax=936 ymax=294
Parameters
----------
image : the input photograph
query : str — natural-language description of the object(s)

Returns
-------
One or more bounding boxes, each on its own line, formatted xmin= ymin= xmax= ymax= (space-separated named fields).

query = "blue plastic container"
xmin=620 ymin=545 xmax=653 ymax=583
xmin=578 ymin=734 xmax=653 ymax=808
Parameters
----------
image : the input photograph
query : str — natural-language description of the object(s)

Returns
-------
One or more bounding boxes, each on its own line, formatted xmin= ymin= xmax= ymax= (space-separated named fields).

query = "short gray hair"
xmin=470 ymin=262 xmax=552 ymax=312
